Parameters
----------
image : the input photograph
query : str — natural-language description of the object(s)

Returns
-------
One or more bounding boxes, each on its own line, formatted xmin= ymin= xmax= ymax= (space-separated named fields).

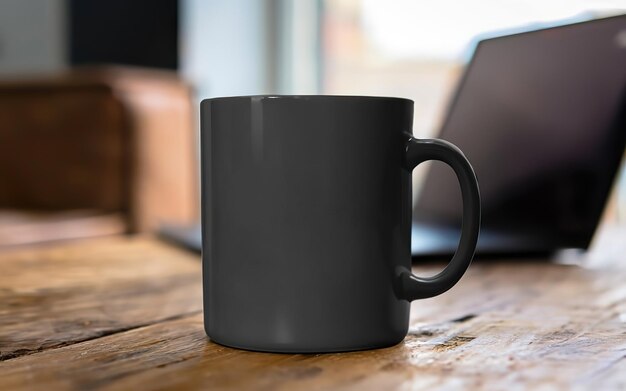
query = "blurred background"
xmin=0 ymin=0 xmax=624 ymax=248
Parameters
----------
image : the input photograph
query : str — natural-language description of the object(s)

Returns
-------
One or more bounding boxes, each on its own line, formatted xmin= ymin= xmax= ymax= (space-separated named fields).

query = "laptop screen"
xmin=414 ymin=15 xmax=626 ymax=249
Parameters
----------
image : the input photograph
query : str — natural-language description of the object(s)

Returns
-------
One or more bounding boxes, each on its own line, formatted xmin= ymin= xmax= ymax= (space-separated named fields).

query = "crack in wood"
xmin=451 ymin=314 xmax=477 ymax=323
xmin=0 ymin=310 xmax=202 ymax=362
xmin=432 ymin=335 xmax=476 ymax=352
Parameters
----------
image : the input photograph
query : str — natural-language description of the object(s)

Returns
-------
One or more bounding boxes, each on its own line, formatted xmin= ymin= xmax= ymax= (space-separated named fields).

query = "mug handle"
xmin=399 ymin=134 xmax=481 ymax=300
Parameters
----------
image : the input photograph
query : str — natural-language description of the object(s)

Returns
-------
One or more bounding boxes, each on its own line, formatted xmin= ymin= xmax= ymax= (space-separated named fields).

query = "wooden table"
xmin=1 ymin=234 xmax=625 ymax=390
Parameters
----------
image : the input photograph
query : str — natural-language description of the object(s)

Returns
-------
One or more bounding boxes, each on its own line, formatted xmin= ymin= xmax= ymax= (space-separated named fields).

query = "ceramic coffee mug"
xmin=201 ymin=95 xmax=480 ymax=353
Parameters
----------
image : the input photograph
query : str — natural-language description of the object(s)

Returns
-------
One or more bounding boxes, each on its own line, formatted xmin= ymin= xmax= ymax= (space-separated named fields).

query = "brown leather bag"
xmin=0 ymin=67 xmax=198 ymax=244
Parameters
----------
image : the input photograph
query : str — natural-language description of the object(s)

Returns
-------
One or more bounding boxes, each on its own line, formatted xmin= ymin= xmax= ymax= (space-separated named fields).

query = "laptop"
xmin=161 ymin=14 xmax=626 ymax=258
xmin=413 ymin=14 xmax=626 ymax=257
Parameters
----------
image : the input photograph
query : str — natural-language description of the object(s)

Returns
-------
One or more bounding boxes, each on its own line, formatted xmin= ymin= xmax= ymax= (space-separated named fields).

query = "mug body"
xmin=201 ymin=95 xmax=414 ymax=353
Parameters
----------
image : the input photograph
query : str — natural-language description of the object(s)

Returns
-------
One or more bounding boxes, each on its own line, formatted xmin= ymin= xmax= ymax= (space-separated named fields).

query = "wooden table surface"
xmin=1 ymin=235 xmax=625 ymax=390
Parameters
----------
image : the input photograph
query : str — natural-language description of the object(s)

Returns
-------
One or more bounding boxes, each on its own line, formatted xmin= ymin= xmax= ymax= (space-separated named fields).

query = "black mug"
xmin=201 ymin=95 xmax=480 ymax=353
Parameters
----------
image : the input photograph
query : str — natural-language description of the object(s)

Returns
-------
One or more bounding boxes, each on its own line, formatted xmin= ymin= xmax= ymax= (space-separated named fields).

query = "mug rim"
xmin=201 ymin=95 xmax=413 ymax=104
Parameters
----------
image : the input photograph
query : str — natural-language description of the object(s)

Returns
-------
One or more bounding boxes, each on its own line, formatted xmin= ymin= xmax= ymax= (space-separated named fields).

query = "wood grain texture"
xmin=0 ymin=237 xmax=202 ymax=360
xmin=1 ymin=236 xmax=626 ymax=390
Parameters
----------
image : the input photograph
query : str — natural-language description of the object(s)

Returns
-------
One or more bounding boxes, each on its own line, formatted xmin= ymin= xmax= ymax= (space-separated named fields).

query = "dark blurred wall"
xmin=69 ymin=0 xmax=179 ymax=70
